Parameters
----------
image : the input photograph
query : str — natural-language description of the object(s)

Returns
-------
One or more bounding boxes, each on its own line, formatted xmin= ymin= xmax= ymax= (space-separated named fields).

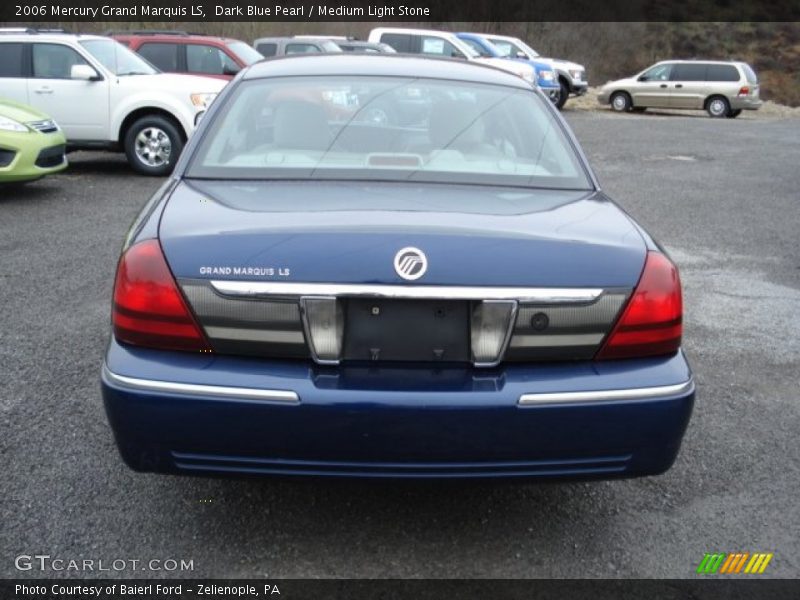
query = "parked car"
xmin=484 ymin=34 xmax=587 ymax=109
xmin=336 ymin=40 xmax=396 ymax=54
xmin=0 ymin=98 xmax=67 ymax=183
xmin=109 ymin=30 xmax=263 ymax=80
xmin=368 ymin=28 xmax=535 ymax=85
xmin=253 ymin=36 xmax=342 ymax=57
xmin=598 ymin=60 xmax=762 ymax=118
xmin=0 ymin=28 xmax=226 ymax=176
xmin=456 ymin=32 xmax=561 ymax=105
xmin=102 ymin=54 xmax=694 ymax=480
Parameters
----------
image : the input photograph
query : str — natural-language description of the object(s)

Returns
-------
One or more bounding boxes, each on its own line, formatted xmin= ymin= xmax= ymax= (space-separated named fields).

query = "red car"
xmin=110 ymin=30 xmax=264 ymax=80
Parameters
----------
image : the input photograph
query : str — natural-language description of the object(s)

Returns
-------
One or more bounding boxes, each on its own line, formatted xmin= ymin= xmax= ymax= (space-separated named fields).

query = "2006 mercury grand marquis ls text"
xmin=101 ymin=55 xmax=694 ymax=479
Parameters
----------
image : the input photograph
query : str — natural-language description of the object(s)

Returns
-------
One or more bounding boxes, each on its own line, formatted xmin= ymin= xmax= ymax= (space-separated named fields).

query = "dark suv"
xmin=110 ymin=30 xmax=263 ymax=80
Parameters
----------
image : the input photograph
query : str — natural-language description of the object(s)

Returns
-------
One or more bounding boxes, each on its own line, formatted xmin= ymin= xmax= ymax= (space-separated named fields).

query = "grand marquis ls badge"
xmin=393 ymin=247 xmax=428 ymax=281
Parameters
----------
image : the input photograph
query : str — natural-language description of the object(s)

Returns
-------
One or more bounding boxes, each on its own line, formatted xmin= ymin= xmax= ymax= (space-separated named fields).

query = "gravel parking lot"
xmin=1 ymin=110 xmax=798 ymax=579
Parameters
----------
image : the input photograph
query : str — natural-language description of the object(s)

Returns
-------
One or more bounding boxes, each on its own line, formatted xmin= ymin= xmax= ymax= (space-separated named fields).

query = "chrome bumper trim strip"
xmin=102 ymin=365 xmax=300 ymax=404
xmin=518 ymin=379 xmax=693 ymax=406
xmin=210 ymin=281 xmax=603 ymax=304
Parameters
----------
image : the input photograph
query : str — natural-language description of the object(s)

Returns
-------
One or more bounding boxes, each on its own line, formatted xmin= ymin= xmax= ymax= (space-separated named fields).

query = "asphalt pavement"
xmin=1 ymin=109 xmax=798 ymax=578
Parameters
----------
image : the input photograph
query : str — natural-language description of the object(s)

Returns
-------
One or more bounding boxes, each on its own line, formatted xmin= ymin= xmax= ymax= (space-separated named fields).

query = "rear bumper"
xmin=101 ymin=339 xmax=694 ymax=480
xmin=729 ymin=96 xmax=763 ymax=110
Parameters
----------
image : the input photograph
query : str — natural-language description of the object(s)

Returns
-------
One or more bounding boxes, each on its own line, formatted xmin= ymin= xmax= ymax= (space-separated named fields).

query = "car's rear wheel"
xmin=610 ymin=92 xmax=632 ymax=112
xmin=706 ymin=96 xmax=730 ymax=118
xmin=555 ymin=79 xmax=569 ymax=109
xmin=727 ymin=108 xmax=743 ymax=119
xmin=124 ymin=115 xmax=184 ymax=176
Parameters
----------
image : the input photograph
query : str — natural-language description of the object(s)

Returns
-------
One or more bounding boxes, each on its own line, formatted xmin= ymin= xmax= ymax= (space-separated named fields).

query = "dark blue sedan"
xmin=102 ymin=55 xmax=693 ymax=480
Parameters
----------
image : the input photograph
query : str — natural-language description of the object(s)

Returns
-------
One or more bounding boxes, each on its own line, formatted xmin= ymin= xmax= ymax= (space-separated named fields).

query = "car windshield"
xmin=80 ymin=39 xmax=158 ymax=76
xmin=227 ymin=41 xmax=264 ymax=65
xmin=491 ymin=38 xmax=539 ymax=59
xmin=186 ymin=76 xmax=591 ymax=190
xmin=460 ymin=38 xmax=493 ymax=58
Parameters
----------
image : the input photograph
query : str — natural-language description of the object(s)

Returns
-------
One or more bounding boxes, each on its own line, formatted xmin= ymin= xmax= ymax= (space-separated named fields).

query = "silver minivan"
xmin=599 ymin=60 xmax=762 ymax=118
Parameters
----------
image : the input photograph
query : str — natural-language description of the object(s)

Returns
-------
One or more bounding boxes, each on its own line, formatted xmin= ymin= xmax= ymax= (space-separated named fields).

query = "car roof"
xmin=113 ymin=32 xmax=236 ymax=43
xmin=0 ymin=31 xmax=109 ymax=43
xmin=656 ymin=59 xmax=748 ymax=66
xmin=242 ymin=54 xmax=531 ymax=87
xmin=369 ymin=27 xmax=460 ymax=39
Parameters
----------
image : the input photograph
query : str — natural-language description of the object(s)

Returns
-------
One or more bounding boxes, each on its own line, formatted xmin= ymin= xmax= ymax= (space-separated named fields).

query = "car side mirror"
xmin=71 ymin=64 xmax=101 ymax=81
xmin=222 ymin=64 xmax=241 ymax=76
xmin=637 ymin=75 xmax=648 ymax=82
xmin=515 ymin=51 xmax=527 ymax=59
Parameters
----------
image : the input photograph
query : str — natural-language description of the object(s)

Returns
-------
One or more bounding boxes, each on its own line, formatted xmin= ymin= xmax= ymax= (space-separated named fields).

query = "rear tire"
xmin=706 ymin=96 xmax=730 ymax=118
xmin=727 ymin=109 xmax=742 ymax=119
xmin=555 ymin=79 xmax=569 ymax=109
xmin=124 ymin=115 xmax=184 ymax=176
xmin=610 ymin=92 xmax=632 ymax=112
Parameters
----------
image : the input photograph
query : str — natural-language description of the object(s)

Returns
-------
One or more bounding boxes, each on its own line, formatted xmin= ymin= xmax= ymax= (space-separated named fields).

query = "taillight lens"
xmin=738 ymin=86 xmax=750 ymax=96
xmin=112 ymin=239 xmax=211 ymax=352
xmin=596 ymin=252 xmax=682 ymax=360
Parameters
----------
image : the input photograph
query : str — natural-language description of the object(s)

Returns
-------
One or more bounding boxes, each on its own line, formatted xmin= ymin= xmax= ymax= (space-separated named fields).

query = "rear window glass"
xmin=0 ymin=43 xmax=24 ymax=77
xmin=706 ymin=64 xmax=740 ymax=82
xmin=137 ymin=43 xmax=178 ymax=72
xmin=186 ymin=76 xmax=591 ymax=191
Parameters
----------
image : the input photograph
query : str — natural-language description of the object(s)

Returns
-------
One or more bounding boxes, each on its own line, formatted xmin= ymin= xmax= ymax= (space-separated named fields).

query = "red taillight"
xmin=112 ymin=239 xmax=211 ymax=352
xmin=596 ymin=251 xmax=682 ymax=360
xmin=738 ymin=86 xmax=750 ymax=96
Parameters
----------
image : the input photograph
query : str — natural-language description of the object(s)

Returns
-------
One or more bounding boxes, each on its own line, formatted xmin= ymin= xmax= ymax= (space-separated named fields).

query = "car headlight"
xmin=0 ymin=115 xmax=29 ymax=133
xmin=190 ymin=93 xmax=218 ymax=109
xmin=569 ymin=69 xmax=584 ymax=80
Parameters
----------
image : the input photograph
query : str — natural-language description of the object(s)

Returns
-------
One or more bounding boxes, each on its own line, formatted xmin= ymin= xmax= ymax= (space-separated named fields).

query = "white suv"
xmin=0 ymin=29 xmax=226 ymax=175
xmin=367 ymin=28 xmax=535 ymax=85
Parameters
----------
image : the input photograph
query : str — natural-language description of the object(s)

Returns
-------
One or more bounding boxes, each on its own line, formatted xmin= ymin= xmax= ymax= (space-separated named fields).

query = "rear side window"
xmin=32 ymin=44 xmax=89 ymax=79
xmin=742 ymin=64 xmax=758 ymax=84
xmin=706 ymin=64 xmax=740 ymax=82
xmin=671 ymin=63 xmax=706 ymax=81
xmin=256 ymin=42 xmax=277 ymax=57
xmin=137 ymin=43 xmax=179 ymax=72
xmin=380 ymin=34 xmax=414 ymax=53
xmin=0 ymin=43 xmax=24 ymax=77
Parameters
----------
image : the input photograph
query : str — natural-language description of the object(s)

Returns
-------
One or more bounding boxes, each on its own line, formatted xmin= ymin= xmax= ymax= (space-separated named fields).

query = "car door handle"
xmin=33 ymin=87 xmax=53 ymax=94
xmin=659 ymin=84 xmax=668 ymax=88
xmin=675 ymin=84 xmax=684 ymax=88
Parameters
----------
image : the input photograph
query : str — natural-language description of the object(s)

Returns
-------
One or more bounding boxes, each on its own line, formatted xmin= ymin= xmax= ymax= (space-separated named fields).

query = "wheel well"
xmin=118 ymin=108 xmax=186 ymax=147
xmin=558 ymin=74 xmax=570 ymax=90
xmin=610 ymin=90 xmax=632 ymax=103
xmin=704 ymin=94 xmax=728 ymax=109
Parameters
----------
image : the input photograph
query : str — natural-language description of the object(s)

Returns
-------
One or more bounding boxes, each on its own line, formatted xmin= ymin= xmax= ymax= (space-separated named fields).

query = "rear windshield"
xmin=186 ymin=76 xmax=591 ymax=190
xmin=227 ymin=41 xmax=263 ymax=65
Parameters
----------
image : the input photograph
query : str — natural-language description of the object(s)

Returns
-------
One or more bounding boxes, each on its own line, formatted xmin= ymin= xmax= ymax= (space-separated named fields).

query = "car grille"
xmin=27 ymin=120 xmax=59 ymax=134
xmin=35 ymin=145 xmax=66 ymax=168
xmin=0 ymin=149 xmax=16 ymax=168
xmin=180 ymin=279 xmax=630 ymax=366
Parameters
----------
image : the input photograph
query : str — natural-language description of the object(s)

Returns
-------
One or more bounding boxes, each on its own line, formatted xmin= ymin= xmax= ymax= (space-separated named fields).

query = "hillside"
xmin=19 ymin=21 xmax=800 ymax=106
